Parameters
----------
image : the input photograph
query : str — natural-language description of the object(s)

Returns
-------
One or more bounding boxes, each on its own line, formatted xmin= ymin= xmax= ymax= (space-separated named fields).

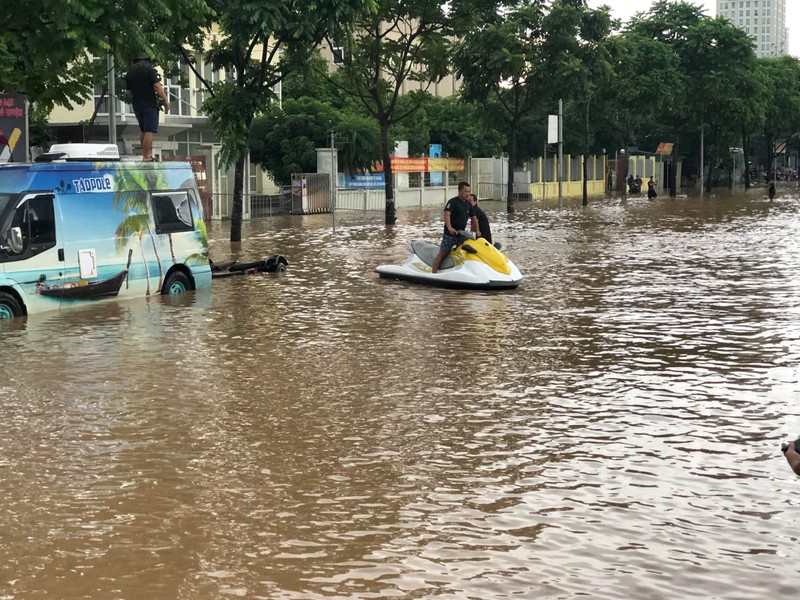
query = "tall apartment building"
xmin=717 ymin=0 xmax=788 ymax=57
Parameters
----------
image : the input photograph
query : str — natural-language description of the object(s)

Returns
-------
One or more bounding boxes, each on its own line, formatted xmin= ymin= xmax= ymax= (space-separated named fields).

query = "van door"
xmin=0 ymin=193 xmax=61 ymax=311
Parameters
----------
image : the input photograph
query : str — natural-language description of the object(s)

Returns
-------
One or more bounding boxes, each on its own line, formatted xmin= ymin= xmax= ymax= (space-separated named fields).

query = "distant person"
xmin=431 ymin=182 xmax=478 ymax=274
xmin=468 ymin=194 xmax=492 ymax=245
xmin=647 ymin=176 xmax=658 ymax=199
xmin=768 ymin=182 xmax=776 ymax=200
xmin=782 ymin=438 xmax=800 ymax=476
xmin=125 ymin=52 xmax=170 ymax=162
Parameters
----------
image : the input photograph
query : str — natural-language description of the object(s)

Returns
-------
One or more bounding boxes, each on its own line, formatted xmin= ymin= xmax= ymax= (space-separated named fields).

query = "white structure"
xmin=717 ymin=0 xmax=788 ymax=57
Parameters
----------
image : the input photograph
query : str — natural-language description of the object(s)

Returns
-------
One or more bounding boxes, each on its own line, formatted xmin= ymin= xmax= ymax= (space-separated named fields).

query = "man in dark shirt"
xmin=431 ymin=181 xmax=478 ymax=273
xmin=125 ymin=53 xmax=170 ymax=162
xmin=468 ymin=194 xmax=491 ymax=245
xmin=783 ymin=438 xmax=800 ymax=476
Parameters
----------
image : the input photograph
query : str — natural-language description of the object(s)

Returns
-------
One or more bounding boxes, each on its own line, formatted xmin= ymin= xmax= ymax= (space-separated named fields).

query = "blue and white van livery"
xmin=0 ymin=144 xmax=211 ymax=319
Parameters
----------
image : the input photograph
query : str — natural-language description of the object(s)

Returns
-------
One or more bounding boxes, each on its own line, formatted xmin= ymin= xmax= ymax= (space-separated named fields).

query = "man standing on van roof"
xmin=125 ymin=52 xmax=170 ymax=162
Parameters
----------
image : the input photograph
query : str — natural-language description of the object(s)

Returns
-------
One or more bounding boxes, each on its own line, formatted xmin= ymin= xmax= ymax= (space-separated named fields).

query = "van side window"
xmin=3 ymin=195 xmax=56 ymax=261
xmin=152 ymin=192 xmax=194 ymax=234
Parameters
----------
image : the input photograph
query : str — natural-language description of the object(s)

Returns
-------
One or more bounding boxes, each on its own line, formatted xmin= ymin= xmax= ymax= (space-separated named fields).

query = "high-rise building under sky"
xmin=717 ymin=0 xmax=788 ymax=57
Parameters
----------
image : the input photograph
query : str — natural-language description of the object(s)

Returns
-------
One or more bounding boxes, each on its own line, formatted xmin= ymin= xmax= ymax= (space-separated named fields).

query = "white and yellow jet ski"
xmin=376 ymin=231 xmax=523 ymax=290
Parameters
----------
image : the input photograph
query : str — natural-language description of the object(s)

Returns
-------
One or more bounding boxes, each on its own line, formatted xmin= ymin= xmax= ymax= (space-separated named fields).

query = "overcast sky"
xmin=586 ymin=0 xmax=799 ymax=56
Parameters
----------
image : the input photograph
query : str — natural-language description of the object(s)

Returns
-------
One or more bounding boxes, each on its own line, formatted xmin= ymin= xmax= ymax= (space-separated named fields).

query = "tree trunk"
xmin=670 ymin=135 xmax=679 ymax=197
xmin=583 ymin=99 xmax=589 ymax=206
xmin=765 ymin=135 xmax=775 ymax=183
xmin=380 ymin=121 xmax=396 ymax=225
xmin=705 ymin=137 xmax=717 ymax=194
xmin=230 ymin=155 xmax=245 ymax=243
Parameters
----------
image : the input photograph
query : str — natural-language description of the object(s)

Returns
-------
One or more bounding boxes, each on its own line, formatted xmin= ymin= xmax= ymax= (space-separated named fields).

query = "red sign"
xmin=0 ymin=93 xmax=28 ymax=164
xmin=373 ymin=157 xmax=465 ymax=173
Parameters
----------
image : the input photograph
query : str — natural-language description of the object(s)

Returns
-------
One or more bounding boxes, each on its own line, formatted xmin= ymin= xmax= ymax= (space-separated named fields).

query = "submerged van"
xmin=0 ymin=144 xmax=211 ymax=319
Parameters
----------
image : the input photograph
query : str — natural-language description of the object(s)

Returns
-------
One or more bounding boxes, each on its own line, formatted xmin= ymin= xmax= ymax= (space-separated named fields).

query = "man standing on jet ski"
xmin=431 ymin=182 xmax=479 ymax=273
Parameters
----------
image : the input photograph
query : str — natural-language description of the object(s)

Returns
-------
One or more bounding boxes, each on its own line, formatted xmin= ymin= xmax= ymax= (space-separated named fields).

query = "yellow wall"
xmin=527 ymin=154 xmax=607 ymax=201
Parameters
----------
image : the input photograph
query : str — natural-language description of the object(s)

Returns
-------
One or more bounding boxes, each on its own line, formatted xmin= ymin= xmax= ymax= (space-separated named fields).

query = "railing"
xmin=250 ymin=193 xmax=292 ymax=218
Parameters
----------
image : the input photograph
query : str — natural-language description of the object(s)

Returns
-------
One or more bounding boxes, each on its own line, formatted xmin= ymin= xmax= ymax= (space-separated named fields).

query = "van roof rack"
xmin=35 ymin=143 xmax=120 ymax=162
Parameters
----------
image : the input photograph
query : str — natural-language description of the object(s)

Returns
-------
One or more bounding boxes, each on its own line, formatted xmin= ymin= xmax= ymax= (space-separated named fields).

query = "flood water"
xmin=2 ymin=188 xmax=800 ymax=599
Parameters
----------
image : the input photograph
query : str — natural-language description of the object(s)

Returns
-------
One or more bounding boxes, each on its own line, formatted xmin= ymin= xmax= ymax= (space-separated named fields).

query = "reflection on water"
xmin=2 ymin=189 xmax=800 ymax=598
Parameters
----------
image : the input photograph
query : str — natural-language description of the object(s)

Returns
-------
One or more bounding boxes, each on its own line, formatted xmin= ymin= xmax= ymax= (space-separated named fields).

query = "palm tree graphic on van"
xmin=113 ymin=165 xmax=165 ymax=295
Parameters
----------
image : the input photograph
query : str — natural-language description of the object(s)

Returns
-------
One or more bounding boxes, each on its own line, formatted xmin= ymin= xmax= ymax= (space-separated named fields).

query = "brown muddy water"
xmin=2 ymin=188 xmax=800 ymax=599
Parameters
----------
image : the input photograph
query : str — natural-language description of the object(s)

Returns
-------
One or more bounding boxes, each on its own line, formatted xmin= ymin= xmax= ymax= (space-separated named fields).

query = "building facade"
xmin=717 ymin=0 xmax=788 ymax=57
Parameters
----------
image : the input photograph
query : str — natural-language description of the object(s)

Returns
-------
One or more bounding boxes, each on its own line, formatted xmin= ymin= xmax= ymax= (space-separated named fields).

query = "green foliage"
xmin=249 ymin=98 xmax=339 ymax=185
xmin=0 ymin=0 xmax=213 ymax=112
xmin=332 ymin=0 xmax=457 ymax=220
xmin=334 ymin=111 xmax=382 ymax=174
xmin=187 ymin=0 xmax=376 ymax=240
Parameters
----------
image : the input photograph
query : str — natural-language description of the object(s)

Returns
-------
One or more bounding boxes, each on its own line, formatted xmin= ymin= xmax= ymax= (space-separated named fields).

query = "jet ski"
xmin=376 ymin=231 xmax=523 ymax=290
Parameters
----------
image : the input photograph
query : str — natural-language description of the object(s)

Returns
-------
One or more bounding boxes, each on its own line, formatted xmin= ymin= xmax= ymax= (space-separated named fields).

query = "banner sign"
xmin=547 ymin=115 xmax=558 ymax=144
xmin=373 ymin=157 xmax=465 ymax=173
xmin=0 ymin=93 xmax=28 ymax=163
xmin=655 ymin=142 xmax=674 ymax=156
xmin=429 ymin=144 xmax=443 ymax=186
xmin=338 ymin=172 xmax=385 ymax=189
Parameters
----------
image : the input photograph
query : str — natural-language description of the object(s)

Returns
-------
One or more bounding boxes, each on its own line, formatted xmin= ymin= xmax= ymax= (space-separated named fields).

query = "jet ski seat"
xmin=408 ymin=240 xmax=455 ymax=270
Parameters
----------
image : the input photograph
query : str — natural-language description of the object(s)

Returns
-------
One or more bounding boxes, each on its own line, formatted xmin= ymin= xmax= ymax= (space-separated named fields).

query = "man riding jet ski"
xmin=375 ymin=230 xmax=523 ymax=290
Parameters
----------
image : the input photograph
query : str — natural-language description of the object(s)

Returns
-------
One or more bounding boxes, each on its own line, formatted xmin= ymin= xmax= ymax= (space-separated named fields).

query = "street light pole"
xmin=558 ymin=98 xmax=563 ymax=209
xmin=108 ymin=52 xmax=117 ymax=145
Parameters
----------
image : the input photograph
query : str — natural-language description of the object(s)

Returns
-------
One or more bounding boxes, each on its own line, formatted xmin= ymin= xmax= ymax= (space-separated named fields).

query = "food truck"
xmin=0 ymin=144 xmax=210 ymax=319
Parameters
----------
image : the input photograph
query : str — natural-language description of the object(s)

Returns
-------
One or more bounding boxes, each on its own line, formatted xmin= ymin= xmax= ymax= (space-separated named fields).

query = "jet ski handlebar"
xmin=455 ymin=230 xmax=477 ymax=242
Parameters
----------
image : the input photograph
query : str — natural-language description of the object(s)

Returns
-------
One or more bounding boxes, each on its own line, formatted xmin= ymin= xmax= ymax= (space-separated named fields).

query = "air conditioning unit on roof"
xmin=38 ymin=143 xmax=120 ymax=162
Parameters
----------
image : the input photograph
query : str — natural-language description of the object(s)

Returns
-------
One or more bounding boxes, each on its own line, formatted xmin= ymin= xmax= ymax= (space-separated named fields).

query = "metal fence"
xmin=475 ymin=182 xmax=532 ymax=201
xmin=250 ymin=191 xmax=292 ymax=217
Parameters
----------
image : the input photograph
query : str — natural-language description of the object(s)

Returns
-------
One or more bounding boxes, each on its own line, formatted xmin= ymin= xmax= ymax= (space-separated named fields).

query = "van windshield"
xmin=0 ymin=194 xmax=15 ymax=223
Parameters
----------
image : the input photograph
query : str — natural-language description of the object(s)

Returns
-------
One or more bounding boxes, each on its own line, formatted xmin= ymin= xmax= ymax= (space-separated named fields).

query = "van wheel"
xmin=162 ymin=271 xmax=190 ymax=295
xmin=0 ymin=292 xmax=23 ymax=319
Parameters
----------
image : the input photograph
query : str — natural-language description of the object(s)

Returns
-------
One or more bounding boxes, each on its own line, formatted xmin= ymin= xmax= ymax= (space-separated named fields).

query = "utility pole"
xmin=108 ymin=53 xmax=117 ymax=145
xmin=558 ymin=98 xmax=563 ymax=209
xmin=330 ymin=131 xmax=336 ymax=232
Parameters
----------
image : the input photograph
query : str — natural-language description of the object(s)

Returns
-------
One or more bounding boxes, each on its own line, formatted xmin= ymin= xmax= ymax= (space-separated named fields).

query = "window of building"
xmin=165 ymin=62 xmax=192 ymax=117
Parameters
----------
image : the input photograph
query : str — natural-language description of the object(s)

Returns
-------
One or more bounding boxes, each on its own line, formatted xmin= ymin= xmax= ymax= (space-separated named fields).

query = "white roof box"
xmin=39 ymin=143 xmax=120 ymax=162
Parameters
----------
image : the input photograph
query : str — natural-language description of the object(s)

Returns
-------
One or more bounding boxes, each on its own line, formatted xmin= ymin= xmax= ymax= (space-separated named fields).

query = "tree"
xmin=597 ymin=31 xmax=682 ymax=161
xmin=178 ymin=0 xmax=376 ymax=243
xmin=0 ymin=0 xmax=210 ymax=113
xmin=454 ymin=1 xmax=547 ymax=212
xmin=758 ymin=56 xmax=800 ymax=182
xmin=249 ymin=97 xmax=382 ymax=184
xmin=542 ymin=0 xmax=613 ymax=206
xmin=679 ymin=16 xmax=762 ymax=192
xmin=250 ymin=98 xmax=340 ymax=186
xmin=332 ymin=0 xmax=454 ymax=225
xmin=455 ymin=0 xmax=611 ymax=210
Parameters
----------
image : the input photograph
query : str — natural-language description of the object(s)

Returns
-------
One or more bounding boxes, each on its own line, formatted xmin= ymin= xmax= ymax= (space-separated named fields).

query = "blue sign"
xmin=338 ymin=172 xmax=385 ymax=189
xmin=429 ymin=144 xmax=443 ymax=186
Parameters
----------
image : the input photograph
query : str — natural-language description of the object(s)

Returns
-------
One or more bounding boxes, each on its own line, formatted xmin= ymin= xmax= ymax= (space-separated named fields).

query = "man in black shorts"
xmin=125 ymin=52 xmax=170 ymax=162
xmin=431 ymin=181 xmax=478 ymax=273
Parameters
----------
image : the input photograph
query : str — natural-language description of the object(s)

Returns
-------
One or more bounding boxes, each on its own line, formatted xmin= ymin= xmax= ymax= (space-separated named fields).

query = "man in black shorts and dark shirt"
xmin=468 ymin=193 xmax=492 ymax=245
xmin=125 ymin=52 xmax=170 ymax=162
xmin=431 ymin=181 xmax=478 ymax=273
